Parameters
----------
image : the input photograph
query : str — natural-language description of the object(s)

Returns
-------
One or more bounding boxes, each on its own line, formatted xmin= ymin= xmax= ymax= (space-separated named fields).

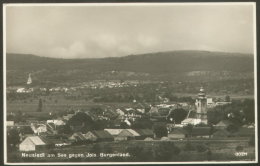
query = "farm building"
xmin=168 ymin=128 xmax=187 ymax=139
xmin=191 ymin=127 xmax=212 ymax=138
xmin=47 ymin=119 xmax=66 ymax=126
xmin=69 ymin=132 xmax=87 ymax=142
xmin=104 ymin=129 xmax=123 ymax=136
xmin=116 ymin=129 xmax=138 ymax=141
xmin=84 ymin=130 xmax=114 ymax=142
xmin=135 ymin=129 xmax=154 ymax=140
xmin=31 ymin=123 xmax=47 ymax=135
xmin=19 ymin=136 xmax=50 ymax=151
xmin=214 ymin=120 xmax=233 ymax=130
xmin=7 ymin=121 xmax=14 ymax=127
xmin=212 ymin=129 xmax=231 ymax=138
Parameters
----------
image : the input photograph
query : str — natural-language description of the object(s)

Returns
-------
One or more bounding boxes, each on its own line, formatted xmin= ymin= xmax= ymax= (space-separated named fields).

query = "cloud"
xmin=137 ymin=35 xmax=159 ymax=48
xmin=50 ymin=41 xmax=86 ymax=58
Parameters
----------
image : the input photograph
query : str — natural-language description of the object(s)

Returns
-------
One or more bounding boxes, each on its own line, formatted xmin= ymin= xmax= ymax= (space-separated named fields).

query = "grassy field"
xmin=6 ymin=94 xmax=136 ymax=117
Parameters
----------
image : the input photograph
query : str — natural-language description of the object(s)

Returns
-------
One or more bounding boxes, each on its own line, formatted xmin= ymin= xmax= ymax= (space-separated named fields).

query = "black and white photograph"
xmin=3 ymin=2 xmax=258 ymax=164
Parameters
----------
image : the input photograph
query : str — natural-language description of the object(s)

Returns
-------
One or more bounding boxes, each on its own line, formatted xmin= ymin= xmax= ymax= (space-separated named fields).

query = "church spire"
xmin=27 ymin=73 xmax=32 ymax=85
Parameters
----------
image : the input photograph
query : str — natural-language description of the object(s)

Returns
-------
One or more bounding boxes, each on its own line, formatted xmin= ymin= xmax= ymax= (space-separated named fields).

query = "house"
xmin=168 ymin=128 xmax=187 ymax=139
xmin=242 ymin=124 xmax=255 ymax=128
xmin=191 ymin=127 xmax=212 ymax=138
xmin=215 ymin=102 xmax=231 ymax=106
xmin=7 ymin=121 xmax=14 ymax=127
xmin=69 ymin=132 xmax=87 ymax=142
xmin=207 ymin=98 xmax=214 ymax=107
xmin=212 ymin=129 xmax=230 ymax=138
xmin=135 ymin=129 xmax=154 ymax=140
xmin=104 ymin=129 xmax=128 ymax=141
xmin=114 ymin=129 xmax=139 ymax=141
xmin=84 ymin=130 xmax=114 ymax=142
xmin=63 ymin=114 xmax=74 ymax=121
xmin=181 ymin=118 xmax=201 ymax=126
xmin=104 ymin=129 xmax=123 ymax=136
xmin=46 ymin=123 xmax=58 ymax=134
xmin=19 ymin=136 xmax=50 ymax=151
xmin=47 ymin=119 xmax=66 ymax=126
xmin=214 ymin=120 xmax=233 ymax=130
xmin=116 ymin=109 xmax=125 ymax=116
xmin=136 ymin=108 xmax=145 ymax=114
xmin=31 ymin=123 xmax=47 ymax=135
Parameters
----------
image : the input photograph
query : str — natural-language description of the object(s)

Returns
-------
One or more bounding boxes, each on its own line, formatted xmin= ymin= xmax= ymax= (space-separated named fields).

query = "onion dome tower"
xmin=195 ymin=87 xmax=208 ymax=124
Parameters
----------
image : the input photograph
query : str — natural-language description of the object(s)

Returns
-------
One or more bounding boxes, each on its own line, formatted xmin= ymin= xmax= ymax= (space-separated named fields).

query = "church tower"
xmin=27 ymin=73 xmax=32 ymax=85
xmin=195 ymin=87 xmax=207 ymax=124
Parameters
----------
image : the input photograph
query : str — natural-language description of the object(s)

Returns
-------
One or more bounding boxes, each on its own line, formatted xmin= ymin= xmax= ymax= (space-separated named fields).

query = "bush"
xmin=183 ymin=142 xmax=196 ymax=151
xmin=249 ymin=136 xmax=255 ymax=146
xmin=127 ymin=146 xmax=144 ymax=161
xmin=196 ymin=144 xmax=208 ymax=153
xmin=153 ymin=142 xmax=180 ymax=161
xmin=235 ymin=145 xmax=243 ymax=152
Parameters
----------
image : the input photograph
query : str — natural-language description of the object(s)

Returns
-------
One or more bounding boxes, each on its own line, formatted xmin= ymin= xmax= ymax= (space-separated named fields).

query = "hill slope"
xmin=6 ymin=50 xmax=254 ymax=86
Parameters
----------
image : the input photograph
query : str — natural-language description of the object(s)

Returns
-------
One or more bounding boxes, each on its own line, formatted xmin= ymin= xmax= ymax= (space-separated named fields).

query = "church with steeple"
xmin=195 ymin=87 xmax=208 ymax=124
xmin=27 ymin=73 xmax=32 ymax=85
xmin=181 ymin=87 xmax=208 ymax=125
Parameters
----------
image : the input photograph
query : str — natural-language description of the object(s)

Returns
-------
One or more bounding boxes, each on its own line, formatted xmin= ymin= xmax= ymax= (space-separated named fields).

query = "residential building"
xmin=19 ymin=136 xmax=49 ymax=151
xmin=84 ymin=130 xmax=114 ymax=142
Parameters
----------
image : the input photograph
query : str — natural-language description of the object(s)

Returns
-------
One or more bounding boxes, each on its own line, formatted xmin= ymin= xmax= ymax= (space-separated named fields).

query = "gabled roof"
xmin=135 ymin=129 xmax=153 ymax=136
xmin=215 ymin=120 xmax=233 ymax=127
xmin=47 ymin=123 xmax=55 ymax=129
xmin=126 ymin=129 xmax=140 ymax=136
xmin=91 ymin=130 xmax=114 ymax=139
xmin=71 ymin=132 xmax=86 ymax=140
xmin=24 ymin=136 xmax=46 ymax=145
xmin=104 ymin=129 xmax=123 ymax=136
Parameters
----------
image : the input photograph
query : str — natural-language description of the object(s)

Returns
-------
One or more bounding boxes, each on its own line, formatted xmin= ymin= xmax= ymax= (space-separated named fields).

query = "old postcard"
xmin=3 ymin=2 xmax=258 ymax=164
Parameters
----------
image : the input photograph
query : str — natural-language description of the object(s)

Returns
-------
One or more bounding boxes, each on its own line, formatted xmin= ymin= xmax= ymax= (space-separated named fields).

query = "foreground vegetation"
xmin=8 ymin=138 xmax=255 ymax=162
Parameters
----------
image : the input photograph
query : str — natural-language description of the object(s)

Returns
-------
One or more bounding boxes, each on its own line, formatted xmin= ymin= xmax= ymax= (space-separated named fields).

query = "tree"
xmin=58 ymin=124 xmax=72 ymax=134
xmin=7 ymin=128 xmax=20 ymax=149
xmin=249 ymin=136 xmax=255 ymax=146
xmin=196 ymin=144 xmax=208 ymax=153
xmin=127 ymin=146 xmax=144 ymax=161
xmin=153 ymin=124 xmax=168 ymax=138
xmin=37 ymin=98 xmax=43 ymax=112
xmin=153 ymin=142 xmax=180 ymax=161
xmin=225 ymin=95 xmax=231 ymax=102
xmin=167 ymin=108 xmax=188 ymax=124
xmin=183 ymin=124 xmax=193 ymax=138
xmin=67 ymin=112 xmax=94 ymax=132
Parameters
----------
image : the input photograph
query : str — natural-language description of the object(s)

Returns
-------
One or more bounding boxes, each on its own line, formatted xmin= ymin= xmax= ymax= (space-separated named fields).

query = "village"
xmin=5 ymin=74 xmax=255 ymax=162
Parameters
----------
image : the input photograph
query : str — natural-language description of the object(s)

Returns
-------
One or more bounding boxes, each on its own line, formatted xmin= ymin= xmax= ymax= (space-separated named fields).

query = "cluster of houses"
xmin=167 ymin=119 xmax=255 ymax=140
xmin=19 ymin=129 xmax=154 ymax=151
xmin=17 ymin=119 xmax=255 ymax=152
xmin=206 ymin=97 xmax=232 ymax=108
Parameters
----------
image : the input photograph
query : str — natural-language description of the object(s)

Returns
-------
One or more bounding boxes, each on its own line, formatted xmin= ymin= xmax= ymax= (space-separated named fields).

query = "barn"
xmin=19 ymin=136 xmax=49 ymax=151
xmin=135 ymin=129 xmax=154 ymax=140
xmin=85 ymin=130 xmax=114 ymax=142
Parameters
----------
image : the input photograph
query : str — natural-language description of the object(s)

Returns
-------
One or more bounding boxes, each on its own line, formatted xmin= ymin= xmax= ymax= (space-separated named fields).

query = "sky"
xmin=5 ymin=3 xmax=255 ymax=59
